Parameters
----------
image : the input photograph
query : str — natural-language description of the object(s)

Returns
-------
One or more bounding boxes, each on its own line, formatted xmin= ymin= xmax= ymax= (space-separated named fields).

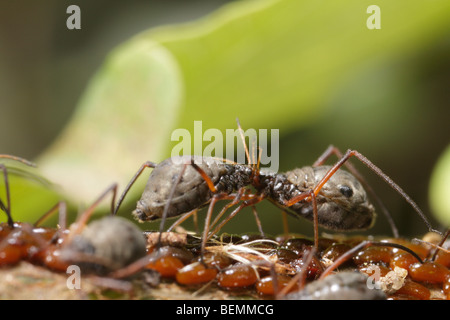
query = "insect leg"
xmin=166 ymin=208 xmax=199 ymax=232
xmin=251 ymin=206 xmax=265 ymax=237
xmin=113 ymin=161 xmax=158 ymax=216
xmin=281 ymin=211 xmax=290 ymax=236
xmin=276 ymin=247 xmax=316 ymax=299
xmin=0 ymin=155 xmax=39 ymax=227
xmin=67 ymin=183 xmax=118 ymax=244
xmin=313 ymin=145 xmax=399 ymax=237
xmin=0 ymin=164 xmax=13 ymax=227
xmin=34 ymin=201 xmax=67 ymax=228
xmin=314 ymin=148 xmax=439 ymax=235
xmin=207 ymin=193 xmax=266 ymax=242
xmin=33 ymin=201 xmax=68 ymax=242
xmin=201 ymin=192 xmax=240 ymax=257
xmin=430 ymin=228 xmax=450 ymax=262
xmin=319 ymin=240 xmax=423 ymax=279
xmin=282 ymin=190 xmax=320 ymax=248
xmin=209 ymin=188 xmax=246 ymax=231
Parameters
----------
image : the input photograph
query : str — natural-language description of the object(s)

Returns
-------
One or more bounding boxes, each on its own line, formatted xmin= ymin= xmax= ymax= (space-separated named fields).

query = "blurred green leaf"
xmin=429 ymin=145 xmax=450 ymax=228
xmin=0 ymin=159 xmax=63 ymax=225
xmin=37 ymin=40 xmax=183 ymax=212
xmin=34 ymin=0 xmax=450 ymax=221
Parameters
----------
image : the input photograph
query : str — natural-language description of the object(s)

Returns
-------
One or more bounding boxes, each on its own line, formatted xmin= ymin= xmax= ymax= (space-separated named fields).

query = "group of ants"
xmin=0 ymin=120 xmax=449 ymax=299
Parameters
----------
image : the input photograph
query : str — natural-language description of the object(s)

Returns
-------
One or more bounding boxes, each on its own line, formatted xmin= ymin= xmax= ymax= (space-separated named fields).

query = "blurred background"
xmin=0 ymin=0 xmax=449 ymax=239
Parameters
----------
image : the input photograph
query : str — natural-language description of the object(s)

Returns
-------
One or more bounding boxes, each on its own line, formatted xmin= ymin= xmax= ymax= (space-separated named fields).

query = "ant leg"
xmin=114 ymin=161 xmax=158 ymax=215
xmin=313 ymin=149 xmax=438 ymax=235
xmin=67 ymin=183 xmax=118 ymax=243
xmin=313 ymin=145 xmax=398 ymax=237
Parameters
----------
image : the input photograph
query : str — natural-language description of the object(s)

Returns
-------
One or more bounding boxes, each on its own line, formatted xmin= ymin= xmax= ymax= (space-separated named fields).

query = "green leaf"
xmin=35 ymin=0 xmax=450 ymax=220
xmin=429 ymin=145 xmax=450 ymax=228
xmin=0 ymin=158 xmax=63 ymax=225
xmin=37 ymin=40 xmax=183 ymax=211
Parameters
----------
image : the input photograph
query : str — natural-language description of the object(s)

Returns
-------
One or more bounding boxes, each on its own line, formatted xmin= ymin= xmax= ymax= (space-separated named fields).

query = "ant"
xmin=113 ymin=119 xmax=439 ymax=255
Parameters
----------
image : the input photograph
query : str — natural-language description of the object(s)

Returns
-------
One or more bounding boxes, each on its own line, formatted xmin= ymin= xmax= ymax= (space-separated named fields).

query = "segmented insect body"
xmin=284 ymin=271 xmax=387 ymax=300
xmin=115 ymin=121 xmax=438 ymax=253
xmin=258 ymin=165 xmax=376 ymax=231
xmin=133 ymin=155 xmax=253 ymax=222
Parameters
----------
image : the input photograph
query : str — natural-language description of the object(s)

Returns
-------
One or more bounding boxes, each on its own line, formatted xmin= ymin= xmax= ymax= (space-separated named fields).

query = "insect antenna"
xmin=314 ymin=148 xmax=439 ymax=235
xmin=313 ymin=146 xmax=399 ymax=237
xmin=236 ymin=118 xmax=252 ymax=167
xmin=0 ymin=154 xmax=36 ymax=168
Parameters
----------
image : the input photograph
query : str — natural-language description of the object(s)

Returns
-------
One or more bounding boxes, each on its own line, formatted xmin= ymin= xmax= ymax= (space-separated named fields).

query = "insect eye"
xmin=339 ymin=185 xmax=353 ymax=198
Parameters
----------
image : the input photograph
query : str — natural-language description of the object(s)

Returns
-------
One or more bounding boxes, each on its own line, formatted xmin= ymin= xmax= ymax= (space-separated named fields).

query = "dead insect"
xmin=113 ymin=120 xmax=438 ymax=252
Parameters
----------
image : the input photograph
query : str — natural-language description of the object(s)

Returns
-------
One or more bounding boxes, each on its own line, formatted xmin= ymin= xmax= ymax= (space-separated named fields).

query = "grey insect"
xmin=62 ymin=215 xmax=147 ymax=275
xmin=113 ymin=121 xmax=438 ymax=251
xmin=131 ymin=155 xmax=254 ymax=223
xmin=258 ymin=165 xmax=375 ymax=232
xmin=284 ymin=271 xmax=387 ymax=300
